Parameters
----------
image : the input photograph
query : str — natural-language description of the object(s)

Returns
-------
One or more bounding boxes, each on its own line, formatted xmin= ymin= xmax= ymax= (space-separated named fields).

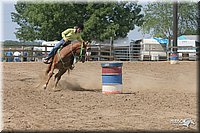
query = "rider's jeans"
xmin=47 ymin=39 xmax=65 ymax=58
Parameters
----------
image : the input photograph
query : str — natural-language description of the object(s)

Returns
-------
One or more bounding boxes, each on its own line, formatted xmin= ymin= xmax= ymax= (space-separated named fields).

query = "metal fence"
xmin=1 ymin=43 xmax=199 ymax=62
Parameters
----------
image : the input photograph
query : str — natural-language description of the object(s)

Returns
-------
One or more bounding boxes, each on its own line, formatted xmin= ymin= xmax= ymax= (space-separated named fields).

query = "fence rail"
xmin=1 ymin=43 xmax=199 ymax=62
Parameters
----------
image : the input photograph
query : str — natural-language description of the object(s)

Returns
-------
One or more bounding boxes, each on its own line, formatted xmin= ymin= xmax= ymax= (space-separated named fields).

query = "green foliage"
xmin=141 ymin=2 xmax=198 ymax=38
xmin=11 ymin=1 xmax=143 ymax=42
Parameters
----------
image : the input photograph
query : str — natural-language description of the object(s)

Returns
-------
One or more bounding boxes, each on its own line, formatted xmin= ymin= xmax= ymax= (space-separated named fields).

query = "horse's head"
xmin=74 ymin=41 xmax=89 ymax=63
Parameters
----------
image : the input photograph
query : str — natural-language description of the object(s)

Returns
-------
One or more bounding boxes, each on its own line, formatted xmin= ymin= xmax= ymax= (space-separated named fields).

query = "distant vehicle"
xmin=42 ymin=41 xmax=59 ymax=52
xmin=33 ymin=41 xmax=59 ymax=53
xmin=177 ymin=40 xmax=198 ymax=60
xmin=140 ymin=39 xmax=167 ymax=61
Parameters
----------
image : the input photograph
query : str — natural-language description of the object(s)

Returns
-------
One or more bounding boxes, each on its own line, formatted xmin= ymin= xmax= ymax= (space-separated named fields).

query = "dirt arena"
xmin=2 ymin=61 xmax=199 ymax=132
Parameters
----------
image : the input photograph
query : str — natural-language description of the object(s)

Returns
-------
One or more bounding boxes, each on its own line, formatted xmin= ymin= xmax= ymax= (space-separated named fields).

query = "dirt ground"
xmin=1 ymin=61 xmax=199 ymax=132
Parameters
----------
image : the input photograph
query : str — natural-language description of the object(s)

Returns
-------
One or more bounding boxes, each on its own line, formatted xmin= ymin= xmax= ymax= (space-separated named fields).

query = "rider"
xmin=43 ymin=23 xmax=84 ymax=64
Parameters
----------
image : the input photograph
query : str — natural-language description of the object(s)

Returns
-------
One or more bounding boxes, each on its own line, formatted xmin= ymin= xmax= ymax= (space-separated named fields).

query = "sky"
xmin=1 ymin=1 xmax=19 ymax=41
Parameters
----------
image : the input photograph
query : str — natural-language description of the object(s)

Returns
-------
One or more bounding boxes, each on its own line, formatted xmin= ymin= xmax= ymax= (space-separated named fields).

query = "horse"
xmin=43 ymin=41 xmax=88 ymax=90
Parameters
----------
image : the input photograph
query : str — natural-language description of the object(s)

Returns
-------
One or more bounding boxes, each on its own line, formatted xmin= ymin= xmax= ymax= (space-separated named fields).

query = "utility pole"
xmin=170 ymin=1 xmax=179 ymax=64
xmin=173 ymin=1 xmax=178 ymax=53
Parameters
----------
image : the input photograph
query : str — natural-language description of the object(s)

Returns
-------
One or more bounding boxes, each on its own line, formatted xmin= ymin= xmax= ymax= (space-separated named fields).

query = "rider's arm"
xmin=77 ymin=35 xmax=84 ymax=43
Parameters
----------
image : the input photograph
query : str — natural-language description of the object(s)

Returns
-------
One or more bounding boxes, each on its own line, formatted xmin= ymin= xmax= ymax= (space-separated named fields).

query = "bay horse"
xmin=43 ymin=41 xmax=88 ymax=90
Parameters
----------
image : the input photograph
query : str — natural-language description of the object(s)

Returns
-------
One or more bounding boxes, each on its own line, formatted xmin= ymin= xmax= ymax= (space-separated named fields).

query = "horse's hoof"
xmin=43 ymin=85 xmax=47 ymax=90
xmin=53 ymin=88 xmax=61 ymax=92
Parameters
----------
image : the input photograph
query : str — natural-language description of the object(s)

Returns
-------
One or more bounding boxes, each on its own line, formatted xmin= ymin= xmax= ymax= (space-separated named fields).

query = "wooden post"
xmin=167 ymin=36 xmax=171 ymax=60
xmin=129 ymin=44 xmax=131 ymax=61
xmin=98 ymin=44 xmax=101 ymax=61
xmin=31 ymin=47 xmax=34 ymax=61
xmin=21 ymin=46 xmax=24 ymax=62
xmin=110 ymin=37 xmax=114 ymax=61
xmin=149 ymin=44 xmax=151 ymax=61
xmin=45 ymin=46 xmax=48 ymax=56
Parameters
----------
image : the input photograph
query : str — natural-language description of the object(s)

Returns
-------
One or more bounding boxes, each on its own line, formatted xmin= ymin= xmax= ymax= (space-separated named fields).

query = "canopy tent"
xmin=153 ymin=37 xmax=168 ymax=44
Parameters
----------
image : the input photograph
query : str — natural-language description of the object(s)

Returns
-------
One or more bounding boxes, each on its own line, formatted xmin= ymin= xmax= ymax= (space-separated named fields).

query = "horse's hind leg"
xmin=53 ymin=69 xmax=67 ymax=91
xmin=45 ymin=63 xmax=53 ymax=75
xmin=43 ymin=64 xmax=55 ymax=89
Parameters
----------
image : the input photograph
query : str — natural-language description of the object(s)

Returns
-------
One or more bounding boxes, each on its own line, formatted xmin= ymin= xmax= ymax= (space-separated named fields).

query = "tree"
xmin=11 ymin=1 xmax=143 ymax=42
xmin=141 ymin=2 xmax=198 ymax=38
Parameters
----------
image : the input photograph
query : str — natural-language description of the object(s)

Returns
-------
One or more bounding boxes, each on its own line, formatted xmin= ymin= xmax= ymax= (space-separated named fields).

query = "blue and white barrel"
xmin=101 ymin=62 xmax=123 ymax=94
xmin=170 ymin=52 xmax=178 ymax=64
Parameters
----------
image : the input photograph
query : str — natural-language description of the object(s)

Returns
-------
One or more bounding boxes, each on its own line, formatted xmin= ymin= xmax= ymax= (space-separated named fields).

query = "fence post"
xmin=31 ymin=47 xmax=34 ymax=61
xmin=45 ymin=46 xmax=48 ymax=56
xmin=149 ymin=44 xmax=151 ymax=61
xmin=110 ymin=37 xmax=114 ymax=61
xmin=21 ymin=46 xmax=24 ymax=62
xmin=129 ymin=44 xmax=131 ymax=61
xmin=98 ymin=44 xmax=101 ymax=61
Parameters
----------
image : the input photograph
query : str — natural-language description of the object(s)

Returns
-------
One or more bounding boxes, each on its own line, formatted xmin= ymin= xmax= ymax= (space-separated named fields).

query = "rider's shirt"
xmin=61 ymin=28 xmax=83 ymax=42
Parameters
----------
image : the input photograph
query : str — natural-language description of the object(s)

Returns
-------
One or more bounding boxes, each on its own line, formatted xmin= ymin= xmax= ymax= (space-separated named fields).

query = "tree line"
xmin=10 ymin=1 xmax=198 ymax=43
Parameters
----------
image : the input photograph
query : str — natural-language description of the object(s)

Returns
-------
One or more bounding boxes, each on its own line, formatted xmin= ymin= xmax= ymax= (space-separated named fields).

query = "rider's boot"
xmin=43 ymin=56 xmax=52 ymax=64
xmin=43 ymin=47 xmax=57 ymax=64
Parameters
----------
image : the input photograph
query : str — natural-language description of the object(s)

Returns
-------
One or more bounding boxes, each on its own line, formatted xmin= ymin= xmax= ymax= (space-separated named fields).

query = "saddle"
xmin=44 ymin=41 xmax=72 ymax=64
xmin=46 ymin=41 xmax=75 ymax=70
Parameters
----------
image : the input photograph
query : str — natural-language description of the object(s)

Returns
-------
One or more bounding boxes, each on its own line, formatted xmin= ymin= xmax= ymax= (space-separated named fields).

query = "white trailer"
xmin=177 ymin=40 xmax=197 ymax=60
xmin=140 ymin=39 xmax=167 ymax=61
xmin=33 ymin=41 xmax=58 ymax=51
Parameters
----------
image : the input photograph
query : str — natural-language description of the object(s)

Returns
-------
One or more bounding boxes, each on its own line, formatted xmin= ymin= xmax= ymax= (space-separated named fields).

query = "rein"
xmin=78 ymin=43 xmax=84 ymax=60
xmin=71 ymin=42 xmax=85 ymax=61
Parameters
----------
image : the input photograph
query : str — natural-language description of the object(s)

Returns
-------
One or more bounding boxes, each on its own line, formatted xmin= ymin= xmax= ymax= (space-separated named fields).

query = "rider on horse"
xmin=43 ymin=23 xmax=84 ymax=64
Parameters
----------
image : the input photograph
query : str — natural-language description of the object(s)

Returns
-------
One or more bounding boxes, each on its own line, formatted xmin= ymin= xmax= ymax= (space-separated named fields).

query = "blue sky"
xmin=1 ymin=1 xmax=18 ymax=41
